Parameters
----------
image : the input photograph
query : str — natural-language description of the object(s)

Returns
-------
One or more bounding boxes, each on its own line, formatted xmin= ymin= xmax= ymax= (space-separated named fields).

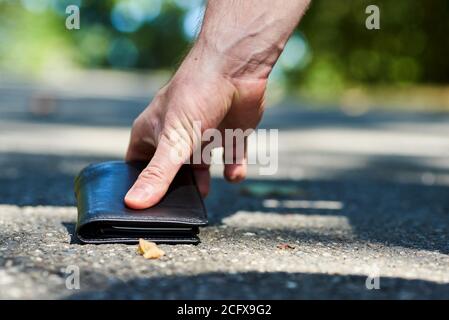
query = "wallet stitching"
xmin=80 ymin=215 xmax=208 ymax=225
xmin=77 ymin=234 xmax=200 ymax=244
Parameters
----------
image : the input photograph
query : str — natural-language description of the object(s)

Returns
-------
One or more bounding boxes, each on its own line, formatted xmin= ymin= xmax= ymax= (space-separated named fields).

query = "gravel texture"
xmin=1 ymin=89 xmax=449 ymax=299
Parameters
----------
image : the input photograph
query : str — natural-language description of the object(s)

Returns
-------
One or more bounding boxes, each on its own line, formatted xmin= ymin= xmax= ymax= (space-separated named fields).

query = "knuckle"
xmin=132 ymin=112 xmax=146 ymax=127
xmin=161 ymin=127 xmax=193 ymax=155
xmin=132 ymin=117 xmax=140 ymax=128
xmin=139 ymin=164 xmax=167 ymax=185
xmin=131 ymin=116 xmax=147 ymax=136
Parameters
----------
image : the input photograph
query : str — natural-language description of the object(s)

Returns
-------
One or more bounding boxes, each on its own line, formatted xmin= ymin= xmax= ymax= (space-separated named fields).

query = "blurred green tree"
xmin=1 ymin=0 xmax=448 ymax=98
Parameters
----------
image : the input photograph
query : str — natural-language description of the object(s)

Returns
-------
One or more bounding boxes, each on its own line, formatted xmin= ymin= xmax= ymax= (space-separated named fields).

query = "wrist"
xmin=168 ymin=45 xmax=238 ymax=103
xmin=193 ymin=34 xmax=280 ymax=82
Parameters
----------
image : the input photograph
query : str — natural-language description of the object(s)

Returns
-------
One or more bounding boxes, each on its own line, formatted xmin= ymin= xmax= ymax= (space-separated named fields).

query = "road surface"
xmin=1 ymin=80 xmax=449 ymax=299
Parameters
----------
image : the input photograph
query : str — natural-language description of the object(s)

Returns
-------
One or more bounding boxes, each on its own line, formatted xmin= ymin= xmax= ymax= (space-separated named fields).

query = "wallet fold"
xmin=74 ymin=161 xmax=207 ymax=244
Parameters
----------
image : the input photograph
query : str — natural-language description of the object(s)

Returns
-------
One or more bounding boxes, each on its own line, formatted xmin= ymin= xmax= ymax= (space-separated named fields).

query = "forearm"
xmin=190 ymin=0 xmax=311 ymax=81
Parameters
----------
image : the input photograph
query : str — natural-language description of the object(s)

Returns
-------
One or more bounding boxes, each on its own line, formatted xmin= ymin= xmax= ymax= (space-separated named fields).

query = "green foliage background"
xmin=1 ymin=0 xmax=448 ymax=99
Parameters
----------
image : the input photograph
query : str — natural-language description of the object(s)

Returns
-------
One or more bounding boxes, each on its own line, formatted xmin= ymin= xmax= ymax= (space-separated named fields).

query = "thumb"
xmin=124 ymin=131 xmax=191 ymax=209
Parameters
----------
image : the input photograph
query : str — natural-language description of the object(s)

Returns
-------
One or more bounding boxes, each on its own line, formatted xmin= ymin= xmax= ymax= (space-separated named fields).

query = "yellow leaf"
xmin=137 ymin=238 xmax=165 ymax=259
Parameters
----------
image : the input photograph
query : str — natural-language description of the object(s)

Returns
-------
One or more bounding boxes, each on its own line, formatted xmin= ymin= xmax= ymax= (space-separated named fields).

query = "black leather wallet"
xmin=74 ymin=161 xmax=207 ymax=244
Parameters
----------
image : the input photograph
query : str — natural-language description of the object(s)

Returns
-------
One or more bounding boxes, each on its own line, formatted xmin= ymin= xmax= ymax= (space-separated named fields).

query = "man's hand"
xmin=125 ymin=50 xmax=266 ymax=209
xmin=125 ymin=0 xmax=310 ymax=209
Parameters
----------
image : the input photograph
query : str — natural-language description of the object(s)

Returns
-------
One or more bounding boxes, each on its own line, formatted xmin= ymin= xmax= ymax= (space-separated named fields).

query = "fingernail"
xmin=126 ymin=186 xmax=152 ymax=203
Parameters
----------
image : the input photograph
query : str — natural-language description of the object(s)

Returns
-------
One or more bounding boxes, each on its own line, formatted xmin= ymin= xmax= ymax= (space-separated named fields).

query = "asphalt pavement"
xmin=1 ymin=80 xmax=449 ymax=299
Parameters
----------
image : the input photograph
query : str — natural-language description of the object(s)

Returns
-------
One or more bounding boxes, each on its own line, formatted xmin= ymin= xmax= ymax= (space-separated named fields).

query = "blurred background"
xmin=2 ymin=1 xmax=449 ymax=300
xmin=1 ymin=0 xmax=449 ymax=205
xmin=1 ymin=0 xmax=449 ymax=111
